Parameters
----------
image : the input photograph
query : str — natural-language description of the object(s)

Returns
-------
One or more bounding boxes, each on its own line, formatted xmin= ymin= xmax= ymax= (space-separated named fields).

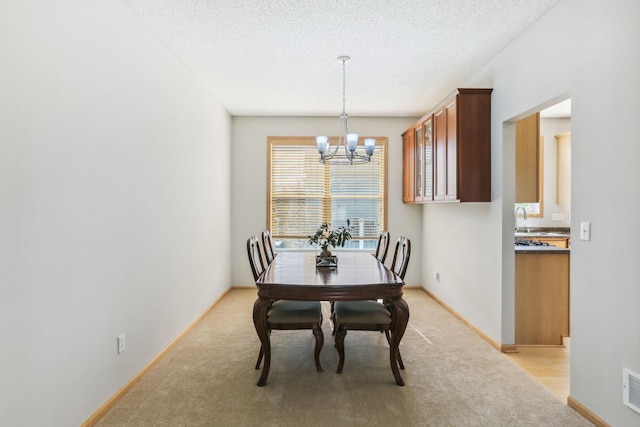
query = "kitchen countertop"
xmin=514 ymin=230 xmax=570 ymax=239
xmin=515 ymin=245 xmax=570 ymax=254
xmin=514 ymin=228 xmax=570 ymax=253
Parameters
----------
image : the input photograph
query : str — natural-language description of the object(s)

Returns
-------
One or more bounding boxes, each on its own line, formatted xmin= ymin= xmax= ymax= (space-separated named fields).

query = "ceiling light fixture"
xmin=316 ymin=56 xmax=375 ymax=165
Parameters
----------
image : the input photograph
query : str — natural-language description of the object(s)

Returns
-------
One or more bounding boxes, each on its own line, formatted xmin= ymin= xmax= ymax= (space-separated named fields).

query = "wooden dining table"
xmin=253 ymin=251 xmax=409 ymax=386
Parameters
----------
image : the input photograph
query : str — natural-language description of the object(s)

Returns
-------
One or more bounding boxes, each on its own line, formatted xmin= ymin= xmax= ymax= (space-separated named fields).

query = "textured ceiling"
xmin=125 ymin=0 xmax=560 ymax=117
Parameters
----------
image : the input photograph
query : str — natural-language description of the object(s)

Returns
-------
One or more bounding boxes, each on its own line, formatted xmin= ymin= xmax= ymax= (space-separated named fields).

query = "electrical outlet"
xmin=434 ymin=271 xmax=440 ymax=281
xmin=552 ymin=213 xmax=564 ymax=221
xmin=117 ymin=333 xmax=126 ymax=354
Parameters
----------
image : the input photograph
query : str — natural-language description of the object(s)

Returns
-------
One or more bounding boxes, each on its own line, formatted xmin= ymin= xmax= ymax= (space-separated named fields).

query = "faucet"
xmin=514 ymin=206 xmax=528 ymax=232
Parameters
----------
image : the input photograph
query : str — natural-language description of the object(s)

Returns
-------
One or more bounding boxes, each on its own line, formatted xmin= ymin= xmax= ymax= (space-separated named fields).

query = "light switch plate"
xmin=118 ymin=333 xmax=126 ymax=354
xmin=580 ymin=222 xmax=591 ymax=241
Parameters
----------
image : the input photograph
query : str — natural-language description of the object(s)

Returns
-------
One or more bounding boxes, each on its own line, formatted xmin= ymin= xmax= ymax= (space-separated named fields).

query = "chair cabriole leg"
xmin=313 ymin=323 xmax=324 ymax=372
xmin=384 ymin=330 xmax=405 ymax=370
xmin=335 ymin=325 xmax=347 ymax=374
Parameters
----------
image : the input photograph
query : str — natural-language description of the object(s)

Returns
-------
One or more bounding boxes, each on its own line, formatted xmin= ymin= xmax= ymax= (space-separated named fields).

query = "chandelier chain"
xmin=342 ymin=58 xmax=347 ymax=122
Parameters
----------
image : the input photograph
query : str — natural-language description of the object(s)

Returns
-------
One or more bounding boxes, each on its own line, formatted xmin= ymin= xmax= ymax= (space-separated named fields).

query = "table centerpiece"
xmin=308 ymin=220 xmax=352 ymax=267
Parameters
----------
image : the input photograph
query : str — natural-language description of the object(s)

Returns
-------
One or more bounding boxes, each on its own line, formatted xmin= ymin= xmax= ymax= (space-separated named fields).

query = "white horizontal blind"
xmin=268 ymin=137 xmax=386 ymax=244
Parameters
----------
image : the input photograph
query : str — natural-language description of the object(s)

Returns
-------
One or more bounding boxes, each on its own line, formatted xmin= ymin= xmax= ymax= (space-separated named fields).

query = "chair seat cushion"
xmin=268 ymin=300 xmax=322 ymax=323
xmin=334 ymin=300 xmax=391 ymax=324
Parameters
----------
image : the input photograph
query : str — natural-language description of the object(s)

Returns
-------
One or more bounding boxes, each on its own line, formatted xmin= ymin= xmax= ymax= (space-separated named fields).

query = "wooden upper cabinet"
xmin=404 ymin=88 xmax=492 ymax=204
xmin=402 ymin=128 xmax=415 ymax=203
xmin=515 ymin=112 xmax=540 ymax=203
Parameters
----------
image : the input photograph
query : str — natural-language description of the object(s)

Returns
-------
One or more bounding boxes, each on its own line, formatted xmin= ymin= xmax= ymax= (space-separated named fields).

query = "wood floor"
xmin=504 ymin=338 xmax=570 ymax=402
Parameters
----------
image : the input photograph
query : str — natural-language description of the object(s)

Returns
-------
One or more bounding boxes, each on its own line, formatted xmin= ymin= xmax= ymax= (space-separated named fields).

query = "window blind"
xmin=268 ymin=137 xmax=387 ymax=245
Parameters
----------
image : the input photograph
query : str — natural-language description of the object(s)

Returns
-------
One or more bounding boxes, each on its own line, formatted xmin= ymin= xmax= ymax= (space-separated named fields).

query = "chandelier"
xmin=316 ymin=56 xmax=375 ymax=165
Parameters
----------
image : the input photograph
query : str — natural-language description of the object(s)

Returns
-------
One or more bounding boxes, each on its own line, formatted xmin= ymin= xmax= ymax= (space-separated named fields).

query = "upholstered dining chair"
xmin=246 ymin=236 xmax=324 ymax=372
xmin=374 ymin=230 xmax=391 ymax=263
xmin=389 ymin=235 xmax=411 ymax=279
xmin=329 ymin=230 xmax=390 ymax=320
xmin=261 ymin=230 xmax=276 ymax=265
xmin=332 ymin=236 xmax=411 ymax=375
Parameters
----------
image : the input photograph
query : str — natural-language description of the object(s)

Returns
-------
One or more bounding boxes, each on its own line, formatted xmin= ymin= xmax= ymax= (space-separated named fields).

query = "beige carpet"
xmin=96 ymin=289 xmax=592 ymax=426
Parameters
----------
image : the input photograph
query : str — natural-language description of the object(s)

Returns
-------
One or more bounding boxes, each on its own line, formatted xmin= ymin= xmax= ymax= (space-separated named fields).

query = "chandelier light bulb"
xmin=346 ymin=133 xmax=358 ymax=152
xmin=316 ymin=136 xmax=328 ymax=154
xmin=364 ymin=138 xmax=376 ymax=156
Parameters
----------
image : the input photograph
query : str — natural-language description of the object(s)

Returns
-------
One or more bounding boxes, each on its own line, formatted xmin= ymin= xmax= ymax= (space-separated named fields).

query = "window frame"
xmin=266 ymin=136 xmax=388 ymax=248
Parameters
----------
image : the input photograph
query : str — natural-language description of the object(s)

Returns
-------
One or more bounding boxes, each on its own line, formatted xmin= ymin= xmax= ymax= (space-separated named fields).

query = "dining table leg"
xmin=253 ymin=297 xmax=271 ymax=386
xmin=389 ymin=297 xmax=410 ymax=386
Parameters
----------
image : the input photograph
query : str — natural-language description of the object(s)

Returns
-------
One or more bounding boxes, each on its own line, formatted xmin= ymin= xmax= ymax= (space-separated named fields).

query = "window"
xmin=267 ymin=136 xmax=387 ymax=250
xmin=515 ymin=202 xmax=541 ymax=215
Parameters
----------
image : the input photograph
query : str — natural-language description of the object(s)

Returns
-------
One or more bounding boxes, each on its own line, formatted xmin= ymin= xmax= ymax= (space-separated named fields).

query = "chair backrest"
xmin=261 ymin=230 xmax=275 ymax=264
xmin=247 ymin=235 xmax=266 ymax=282
xmin=390 ymin=236 xmax=411 ymax=280
xmin=374 ymin=230 xmax=391 ymax=263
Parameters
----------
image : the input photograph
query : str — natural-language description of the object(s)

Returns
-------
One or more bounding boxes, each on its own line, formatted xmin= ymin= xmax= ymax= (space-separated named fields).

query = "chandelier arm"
xmin=320 ymin=156 xmax=371 ymax=165
xmin=322 ymin=141 xmax=341 ymax=161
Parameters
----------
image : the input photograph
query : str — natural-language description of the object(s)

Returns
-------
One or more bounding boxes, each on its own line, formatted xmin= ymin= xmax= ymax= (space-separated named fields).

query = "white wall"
xmin=0 ymin=1 xmax=231 ymax=425
xmin=231 ymin=116 xmax=422 ymax=288
xmin=424 ymin=0 xmax=640 ymax=424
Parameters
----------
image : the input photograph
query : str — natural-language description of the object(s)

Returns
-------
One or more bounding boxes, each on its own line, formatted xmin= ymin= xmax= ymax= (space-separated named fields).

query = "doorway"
xmin=512 ymin=98 xmax=572 ymax=400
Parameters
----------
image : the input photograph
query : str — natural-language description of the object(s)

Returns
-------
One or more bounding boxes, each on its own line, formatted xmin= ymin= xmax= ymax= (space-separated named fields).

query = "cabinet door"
xmin=515 ymin=253 xmax=570 ymax=345
xmin=433 ymin=107 xmax=446 ymax=201
xmin=415 ymin=125 xmax=424 ymax=202
xmin=402 ymin=130 xmax=415 ymax=203
xmin=516 ymin=113 xmax=540 ymax=203
xmin=444 ymin=96 xmax=458 ymax=201
xmin=423 ymin=117 xmax=434 ymax=201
